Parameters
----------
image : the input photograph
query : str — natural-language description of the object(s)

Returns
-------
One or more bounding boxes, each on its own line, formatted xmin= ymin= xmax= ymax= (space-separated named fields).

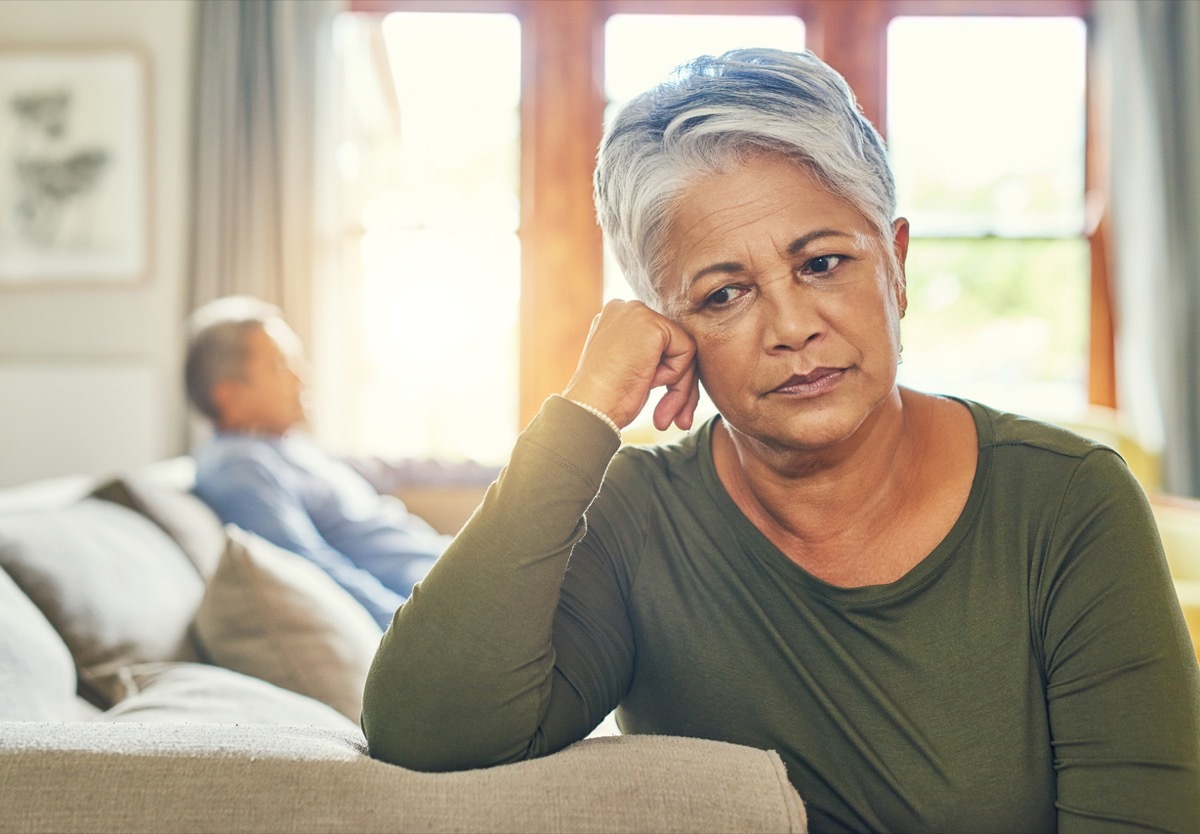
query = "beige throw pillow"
xmin=192 ymin=527 xmax=384 ymax=722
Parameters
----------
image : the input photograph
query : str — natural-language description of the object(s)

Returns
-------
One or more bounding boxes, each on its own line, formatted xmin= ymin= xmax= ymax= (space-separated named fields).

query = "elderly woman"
xmin=362 ymin=49 xmax=1200 ymax=830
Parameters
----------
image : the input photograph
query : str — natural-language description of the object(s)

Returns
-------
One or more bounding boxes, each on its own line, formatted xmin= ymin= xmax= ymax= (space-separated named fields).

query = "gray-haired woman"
xmin=363 ymin=49 xmax=1200 ymax=831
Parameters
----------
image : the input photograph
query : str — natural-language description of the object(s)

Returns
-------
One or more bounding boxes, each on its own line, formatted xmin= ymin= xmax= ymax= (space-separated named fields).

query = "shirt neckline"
xmin=693 ymin=397 xmax=994 ymax=604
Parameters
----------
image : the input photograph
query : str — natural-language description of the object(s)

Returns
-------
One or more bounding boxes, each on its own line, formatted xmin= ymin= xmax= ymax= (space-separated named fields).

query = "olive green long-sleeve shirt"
xmin=363 ymin=395 xmax=1200 ymax=833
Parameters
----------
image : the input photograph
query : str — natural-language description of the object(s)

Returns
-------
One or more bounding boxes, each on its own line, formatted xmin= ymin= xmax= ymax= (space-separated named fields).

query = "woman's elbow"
xmin=362 ymin=707 xmax=534 ymax=772
xmin=361 ymin=671 xmax=530 ymax=772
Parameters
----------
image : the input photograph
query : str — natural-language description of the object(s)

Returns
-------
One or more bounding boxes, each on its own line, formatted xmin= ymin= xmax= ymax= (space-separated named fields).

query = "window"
xmin=336 ymin=0 xmax=1100 ymax=460
xmin=333 ymin=12 xmax=521 ymax=461
xmin=888 ymin=16 xmax=1090 ymax=418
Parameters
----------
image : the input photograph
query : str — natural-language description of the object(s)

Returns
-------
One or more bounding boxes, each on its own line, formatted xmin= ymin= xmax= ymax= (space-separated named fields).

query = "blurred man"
xmin=184 ymin=296 xmax=487 ymax=629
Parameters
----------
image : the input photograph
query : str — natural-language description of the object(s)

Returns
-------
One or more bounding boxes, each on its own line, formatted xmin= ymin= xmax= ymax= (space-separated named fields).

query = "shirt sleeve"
xmin=361 ymin=396 xmax=629 ymax=772
xmin=197 ymin=454 xmax=405 ymax=629
xmin=1037 ymin=449 xmax=1200 ymax=831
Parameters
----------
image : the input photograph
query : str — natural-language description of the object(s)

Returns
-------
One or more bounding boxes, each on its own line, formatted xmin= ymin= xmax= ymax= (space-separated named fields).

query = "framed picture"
xmin=0 ymin=47 xmax=149 ymax=285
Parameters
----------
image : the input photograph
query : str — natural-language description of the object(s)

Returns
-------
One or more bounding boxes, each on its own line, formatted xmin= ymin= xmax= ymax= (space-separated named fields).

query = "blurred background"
xmin=0 ymin=0 xmax=1195 ymax=501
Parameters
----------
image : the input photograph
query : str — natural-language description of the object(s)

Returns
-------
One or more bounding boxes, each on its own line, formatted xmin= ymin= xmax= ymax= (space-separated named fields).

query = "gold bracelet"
xmin=565 ymin=398 xmax=621 ymax=438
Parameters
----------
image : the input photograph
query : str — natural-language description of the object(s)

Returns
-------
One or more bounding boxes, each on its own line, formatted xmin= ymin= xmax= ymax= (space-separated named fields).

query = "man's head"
xmin=184 ymin=296 xmax=308 ymax=435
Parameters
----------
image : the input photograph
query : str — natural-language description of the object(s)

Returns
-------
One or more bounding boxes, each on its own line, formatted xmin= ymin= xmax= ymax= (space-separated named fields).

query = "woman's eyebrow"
xmin=786 ymin=228 xmax=852 ymax=256
xmin=687 ymin=229 xmax=855 ymax=288
xmin=687 ymin=261 xmax=744 ymax=288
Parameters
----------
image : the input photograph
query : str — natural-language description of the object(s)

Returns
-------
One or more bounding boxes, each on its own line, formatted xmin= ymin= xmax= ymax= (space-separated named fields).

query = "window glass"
xmin=888 ymin=16 xmax=1089 ymax=418
xmin=899 ymin=238 xmax=1089 ymax=413
xmin=335 ymin=13 xmax=520 ymax=462
xmin=888 ymin=17 xmax=1087 ymax=236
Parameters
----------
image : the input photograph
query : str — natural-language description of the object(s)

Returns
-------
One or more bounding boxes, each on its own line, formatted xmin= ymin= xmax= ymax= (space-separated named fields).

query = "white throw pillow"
xmin=99 ymin=661 xmax=359 ymax=731
xmin=0 ymin=566 xmax=77 ymax=720
xmin=192 ymin=526 xmax=383 ymax=722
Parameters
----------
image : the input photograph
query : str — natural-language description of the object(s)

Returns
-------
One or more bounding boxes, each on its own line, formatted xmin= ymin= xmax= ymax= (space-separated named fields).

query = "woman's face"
xmin=663 ymin=152 xmax=908 ymax=453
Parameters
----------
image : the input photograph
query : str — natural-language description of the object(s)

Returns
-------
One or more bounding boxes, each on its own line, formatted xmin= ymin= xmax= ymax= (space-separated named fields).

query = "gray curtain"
xmin=186 ymin=0 xmax=337 ymax=350
xmin=1097 ymin=0 xmax=1200 ymax=497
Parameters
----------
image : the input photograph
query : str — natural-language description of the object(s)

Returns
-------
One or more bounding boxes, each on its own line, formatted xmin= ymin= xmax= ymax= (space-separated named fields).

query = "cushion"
xmin=91 ymin=473 xmax=225 ymax=579
xmin=0 ymin=498 xmax=206 ymax=704
xmin=97 ymin=661 xmax=358 ymax=731
xmin=192 ymin=527 xmax=383 ymax=722
xmin=0 ymin=567 xmax=77 ymax=720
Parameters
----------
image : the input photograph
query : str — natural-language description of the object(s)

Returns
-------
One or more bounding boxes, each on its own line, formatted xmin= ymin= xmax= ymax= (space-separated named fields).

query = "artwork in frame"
xmin=0 ymin=47 xmax=149 ymax=285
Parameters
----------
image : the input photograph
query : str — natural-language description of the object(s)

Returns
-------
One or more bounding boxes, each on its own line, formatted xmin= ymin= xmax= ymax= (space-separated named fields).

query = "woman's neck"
xmin=713 ymin=388 xmax=978 ymax=586
xmin=712 ymin=387 xmax=923 ymax=581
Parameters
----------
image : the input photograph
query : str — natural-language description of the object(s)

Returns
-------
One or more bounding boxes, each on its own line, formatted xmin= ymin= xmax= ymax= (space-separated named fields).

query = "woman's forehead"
xmin=667 ymin=162 xmax=875 ymax=261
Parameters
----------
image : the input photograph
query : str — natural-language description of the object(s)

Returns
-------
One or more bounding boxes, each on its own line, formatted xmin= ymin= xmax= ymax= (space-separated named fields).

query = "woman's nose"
xmin=763 ymin=285 xmax=822 ymax=352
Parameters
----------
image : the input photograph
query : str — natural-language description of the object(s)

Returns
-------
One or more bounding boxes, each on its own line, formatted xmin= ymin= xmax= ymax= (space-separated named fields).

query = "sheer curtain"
xmin=1096 ymin=0 xmax=1200 ymax=497
xmin=186 ymin=0 xmax=339 ymax=351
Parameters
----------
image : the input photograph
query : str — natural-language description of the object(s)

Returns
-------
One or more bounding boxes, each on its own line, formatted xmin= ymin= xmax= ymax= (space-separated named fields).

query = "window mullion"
xmin=518 ymin=0 xmax=606 ymax=427
xmin=806 ymin=0 xmax=890 ymax=136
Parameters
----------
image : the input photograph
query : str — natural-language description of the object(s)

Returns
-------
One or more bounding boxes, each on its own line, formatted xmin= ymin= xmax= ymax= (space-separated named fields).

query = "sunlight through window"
xmin=889 ymin=17 xmax=1089 ymax=419
xmin=335 ymin=13 xmax=520 ymax=463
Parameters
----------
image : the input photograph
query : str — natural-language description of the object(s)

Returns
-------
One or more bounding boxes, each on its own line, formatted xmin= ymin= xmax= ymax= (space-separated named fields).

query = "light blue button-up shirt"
xmin=194 ymin=432 xmax=450 ymax=629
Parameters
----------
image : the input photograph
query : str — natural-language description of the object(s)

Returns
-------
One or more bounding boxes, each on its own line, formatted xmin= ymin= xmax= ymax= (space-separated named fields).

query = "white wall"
xmin=0 ymin=0 xmax=194 ymax=487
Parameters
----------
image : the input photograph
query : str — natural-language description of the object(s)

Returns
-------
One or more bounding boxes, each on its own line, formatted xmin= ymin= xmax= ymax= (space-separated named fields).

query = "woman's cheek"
xmin=694 ymin=321 xmax=756 ymax=398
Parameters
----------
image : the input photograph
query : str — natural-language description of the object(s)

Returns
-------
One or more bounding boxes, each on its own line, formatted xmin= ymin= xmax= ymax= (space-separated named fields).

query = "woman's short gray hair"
xmin=594 ymin=48 xmax=897 ymax=309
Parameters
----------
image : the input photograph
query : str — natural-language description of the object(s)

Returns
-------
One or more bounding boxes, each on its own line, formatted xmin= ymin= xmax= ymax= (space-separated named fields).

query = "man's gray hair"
xmin=184 ymin=296 xmax=283 ymax=421
xmin=594 ymin=48 xmax=897 ymax=309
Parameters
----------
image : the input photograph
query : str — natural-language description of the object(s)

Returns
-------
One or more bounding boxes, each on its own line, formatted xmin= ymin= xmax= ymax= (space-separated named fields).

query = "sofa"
xmin=0 ymin=458 xmax=808 ymax=834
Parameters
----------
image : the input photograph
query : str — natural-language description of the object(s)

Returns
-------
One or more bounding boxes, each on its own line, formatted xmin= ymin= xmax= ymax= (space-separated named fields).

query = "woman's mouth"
xmin=768 ymin=368 xmax=845 ymax=398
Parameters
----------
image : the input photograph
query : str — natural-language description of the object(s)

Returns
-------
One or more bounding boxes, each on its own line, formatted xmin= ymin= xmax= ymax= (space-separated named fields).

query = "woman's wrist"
xmin=562 ymin=397 xmax=622 ymax=438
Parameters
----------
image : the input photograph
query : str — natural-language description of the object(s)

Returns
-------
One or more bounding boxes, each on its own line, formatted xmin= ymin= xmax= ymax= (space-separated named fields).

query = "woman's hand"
xmin=562 ymin=299 xmax=700 ymax=432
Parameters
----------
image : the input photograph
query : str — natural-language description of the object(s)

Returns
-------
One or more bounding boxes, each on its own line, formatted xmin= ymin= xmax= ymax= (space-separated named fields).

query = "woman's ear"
xmin=892 ymin=217 xmax=910 ymax=266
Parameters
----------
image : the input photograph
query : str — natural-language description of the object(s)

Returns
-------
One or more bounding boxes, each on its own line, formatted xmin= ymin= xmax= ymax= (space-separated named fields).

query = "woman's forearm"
xmin=361 ymin=397 xmax=622 ymax=771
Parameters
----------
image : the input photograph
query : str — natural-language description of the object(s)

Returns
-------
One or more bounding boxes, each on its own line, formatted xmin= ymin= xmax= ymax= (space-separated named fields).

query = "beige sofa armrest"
xmin=0 ymin=722 xmax=806 ymax=834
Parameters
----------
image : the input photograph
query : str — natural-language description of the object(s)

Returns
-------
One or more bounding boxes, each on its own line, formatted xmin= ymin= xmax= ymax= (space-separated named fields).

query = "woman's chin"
xmin=719 ymin=392 xmax=886 ymax=456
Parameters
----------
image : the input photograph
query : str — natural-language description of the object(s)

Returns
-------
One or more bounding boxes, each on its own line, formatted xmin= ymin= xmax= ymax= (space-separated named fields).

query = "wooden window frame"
xmin=348 ymin=0 xmax=1111 ymax=427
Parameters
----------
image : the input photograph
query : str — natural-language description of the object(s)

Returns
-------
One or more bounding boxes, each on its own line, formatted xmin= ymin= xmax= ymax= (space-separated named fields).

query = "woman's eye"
xmin=804 ymin=254 xmax=845 ymax=275
xmin=704 ymin=285 xmax=747 ymax=308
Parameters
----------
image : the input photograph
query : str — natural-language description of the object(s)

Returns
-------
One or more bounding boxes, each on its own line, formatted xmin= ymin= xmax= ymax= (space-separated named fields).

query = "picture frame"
xmin=0 ymin=46 xmax=150 ymax=285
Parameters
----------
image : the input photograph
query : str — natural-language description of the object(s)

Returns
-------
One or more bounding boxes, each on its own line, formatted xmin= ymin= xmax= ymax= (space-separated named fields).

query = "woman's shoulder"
xmin=609 ymin=416 xmax=713 ymax=481
xmin=951 ymin=397 xmax=1145 ymax=512
xmin=588 ymin=418 xmax=719 ymax=523
xmin=585 ymin=418 xmax=725 ymax=564
xmin=955 ymin=397 xmax=1117 ymax=461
